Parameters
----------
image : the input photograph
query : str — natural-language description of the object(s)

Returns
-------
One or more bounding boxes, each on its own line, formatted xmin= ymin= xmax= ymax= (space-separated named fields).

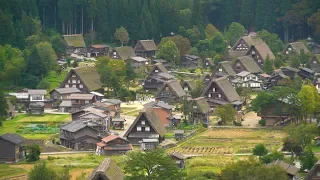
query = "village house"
xmin=280 ymin=66 xmax=300 ymax=80
xmin=245 ymin=42 xmax=275 ymax=67
xmin=60 ymin=120 xmax=101 ymax=150
xmin=312 ymin=44 xmax=320 ymax=54
xmin=71 ymin=105 xmax=110 ymax=121
xmin=134 ymin=40 xmax=157 ymax=58
xmin=189 ymin=97 xmax=211 ymax=126
xmin=203 ymin=58 xmax=214 ymax=69
xmin=170 ymin=152 xmax=185 ymax=169
xmin=259 ymin=99 xmax=293 ymax=126
xmin=283 ymin=42 xmax=310 ymax=55
xmin=298 ymin=67 xmax=314 ymax=80
xmin=110 ymin=46 xmax=136 ymax=60
xmin=59 ymin=93 xmax=95 ymax=113
xmin=111 ymin=118 xmax=125 ymax=130
xmin=144 ymin=101 xmax=174 ymax=127
xmin=202 ymin=77 xmax=243 ymax=110
xmin=232 ymin=56 xmax=262 ymax=74
xmin=60 ymin=66 xmax=102 ymax=93
xmin=173 ymin=130 xmax=184 ymax=140
xmin=309 ymin=55 xmax=320 ymax=72
xmin=0 ymin=133 xmax=25 ymax=163
xmin=228 ymin=33 xmax=265 ymax=58
xmin=142 ymin=63 xmax=174 ymax=91
xmin=28 ymin=102 xmax=45 ymax=115
xmin=180 ymin=54 xmax=199 ymax=69
xmin=63 ymin=34 xmax=86 ymax=55
xmin=123 ymin=108 xmax=166 ymax=147
xmin=78 ymin=108 xmax=111 ymax=132
xmin=267 ymin=160 xmax=299 ymax=180
xmin=49 ymin=88 xmax=81 ymax=106
xmin=96 ymin=135 xmax=133 ymax=156
xmin=87 ymin=158 xmax=125 ymax=180
xmin=153 ymin=59 xmax=171 ymax=69
xmin=212 ymin=61 xmax=236 ymax=78
xmin=129 ymin=56 xmax=149 ymax=68
xmin=27 ymin=89 xmax=52 ymax=109
xmin=202 ymin=73 xmax=212 ymax=85
xmin=181 ymin=79 xmax=196 ymax=96
xmin=101 ymin=99 xmax=122 ymax=117
xmin=155 ymin=80 xmax=186 ymax=104
xmin=231 ymin=71 xmax=262 ymax=89
xmin=305 ymin=160 xmax=320 ymax=180
xmin=87 ymin=44 xmax=109 ymax=57
xmin=264 ymin=70 xmax=290 ymax=89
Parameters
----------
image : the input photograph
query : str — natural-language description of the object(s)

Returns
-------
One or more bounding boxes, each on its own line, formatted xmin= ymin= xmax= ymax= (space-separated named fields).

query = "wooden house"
xmin=212 ymin=61 xmax=236 ymax=78
xmin=245 ymin=42 xmax=275 ymax=67
xmin=280 ymin=66 xmax=300 ymax=80
xmin=170 ymin=152 xmax=185 ymax=169
xmin=267 ymin=160 xmax=299 ymax=180
xmin=202 ymin=73 xmax=212 ymax=85
xmin=153 ymin=59 xmax=171 ymax=69
xmin=305 ymin=160 xmax=320 ymax=180
xmin=96 ymin=135 xmax=132 ymax=155
xmin=71 ymin=106 xmax=110 ymax=121
xmin=130 ymin=56 xmax=148 ymax=68
xmin=60 ymin=120 xmax=101 ymax=150
xmin=231 ymin=71 xmax=262 ymax=89
xmin=111 ymin=118 xmax=125 ymax=130
xmin=283 ymin=42 xmax=310 ymax=55
xmin=49 ymin=88 xmax=81 ymax=107
xmin=232 ymin=56 xmax=262 ymax=74
xmin=60 ymin=66 xmax=102 ymax=93
xmin=110 ymin=46 xmax=136 ymax=60
xmin=228 ymin=33 xmax=265 ymax=58
xmin=299 ymin=67 xmax=314 ymax=80
xmin=123 ymin=108 xmax=166 ymax=145
xmin=312 ymin=44 xmax=320 ymax=54
xmin=202 ymin=77 xmax=243 ymax=110
xmin=309 ymin=55 xmax=320 ymax=72
xmin=143 ymin=101 xmax=173 ymax=127
xmin=259 ymin=99 xmax=292 ymax=126
xmin=140 ymin=139 xmax=159 ymax=150
xmin=101 ymin=99 xmax=122 ymax=117
xmin=87 ymin=158 xmax=125 ymax=180
xmin=0 ymin=133 xmax=25 ymax=162
xmin=155 ymin=80 xmax=186 ymax=104
xmin=264 ymin=70 xmax=290 ymax=89
xmin=203 ymin=58 xmax=214 ymax=69
xmin=28 ymin=102 xmax=44 ymax=115
xmin=173 ymin=130 xmax=184 ymax=140
xmin=59 ymin=94 xmax=95 ymax=113
xmin=180 ymin=54 xmax=199 ymax=69
xmin=87 ymin=44 xmax=109 ymax=57
xmin=142 ymin=63 xmax=174 ymax=91
xmin=134 ymin=40 xmax=157 ymax=58
xmin=189 ymin=97 xmax=211 ymax=126
xmin=181 ymin=80 xmax=196 ymax=96
xmin=27 ymin=89 xmax=53 ymax=109
xmin=63 ymin=34 xmax=86 ymax=55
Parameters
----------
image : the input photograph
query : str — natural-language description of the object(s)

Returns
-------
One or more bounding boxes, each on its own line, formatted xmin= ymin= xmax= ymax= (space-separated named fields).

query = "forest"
xmin=0 ymin=0 xmax=320 ymax=90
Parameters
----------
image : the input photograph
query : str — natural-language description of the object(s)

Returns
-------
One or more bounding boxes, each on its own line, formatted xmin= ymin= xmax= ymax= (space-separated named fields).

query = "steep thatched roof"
xmin=115 ymin=46 xmax=136 ymax=60
xmin=285 ymin=42 xmax=310 ymax=54
xmin=73 ymin=66 xmax=102 ymax=91
xmin=236 ymin=56 xmax=262 ymax=73
xmin=193 ymin=97 xmax=211 ymax=114
xmin=63 ymin=34 xmax=86 ymax=48
xmin=135 ymin=40 xmax=157 ymax=51
xmin=251 ymin=42 xmax=275 ymax=60
xmin=87 ymin=158 xmax=125 ymax=180
xmin=219 ymin=61 xmax=236 ymax=76
xmin=156 ymin=80 xmax=186 ymax=98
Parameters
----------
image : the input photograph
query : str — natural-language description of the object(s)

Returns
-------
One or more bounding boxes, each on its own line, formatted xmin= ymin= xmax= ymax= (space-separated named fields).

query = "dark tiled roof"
xmin=63 ymin=34 xmax=86 ymax=47
xmin=301 ymin=67 xmax=314 ymax=74
xmin=101 ymin=135 xmax=128 ymax=143
xmin=281 ymin=66 xmax=300 ymax=73
xmin=158 ymin=72 xmax=175 ymax=79
xmin=286 ymin=42 xmax=310 ymax=54
xmin=87 ymin=158 xmax=125 ymax=180
xmin=156 ymin=80 xmax=186 ymax=98
xmin=237 ymin=56 xmax=261 ymax=73
xmin=0 ymin=133 xmax=25 ymax=144
xmin=124 ymin=108 xmax=166 ymax=137
xmin=60 ymin=121 xmax=87 ymax=132
xmin=220 ymin=61 xmax=236 ymax=76
xmin=73 ymin=67 xmax=102 ymax=91
xmin=59 ymin=100 xmax=72 ymax=107
xmin=143 ymin=101 xmax=173 ymax=110
xmin=267 ymin=160 xmax=299 ymax=176
xmin=171 ymin=152 xmax=185 ymax=160
xmin=136 ymin=40 xmax=157 ymax=51
xmin=115 ymin=46 xmax=136 ymax=60
xmin=54 ymin=88 xmax=81 ymax=94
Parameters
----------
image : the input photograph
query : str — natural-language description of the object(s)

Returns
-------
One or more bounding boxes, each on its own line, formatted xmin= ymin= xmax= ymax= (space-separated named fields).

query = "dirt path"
xmin=242 ymin=112 xmax=261 ymax=127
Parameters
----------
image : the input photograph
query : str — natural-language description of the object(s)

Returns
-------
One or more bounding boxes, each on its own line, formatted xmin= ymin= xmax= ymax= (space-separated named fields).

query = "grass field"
xmin=121 ymin=107 xmax=141 ymax=117
xmin=46 ymin=70 xmax=68 ymax=91
xmin=169 ymin=128 xmax=286 ymax=155
xmin=0 ymin=114 xmax=71 ymax=139
xmin=0 ymin=164 xmax=27 ymax=178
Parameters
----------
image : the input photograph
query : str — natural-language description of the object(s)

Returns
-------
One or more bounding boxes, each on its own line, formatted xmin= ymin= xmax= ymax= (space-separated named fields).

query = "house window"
xmin=165 ymin=87 xmax=169 ymax=91
xmin=72 ymin=85 xmax=76 ymax=88
xmin=76 ymin=100 xmax=79 ymax=103
xmin=219 ymin=68 xmax=222 ymax=72
xmin=257 ymin=59 xmax=261 ymax=63
xmin=208 ymin=94 xmax=211 ymax=98
xmin=317 ymin=172 xmax=320 ymax=176
xmin=288 ymin=48 xmax=292 ymax=51
xmin=145 ymin=127 xmax=150 ymax=132
xmin=314 ymin=61 xmax=317 ymax=64
xmin=146 ymin=62 xmax=149 ymax=65
xmin=79 ymin=84 xmax=83 ymax=88
xmin=65 ymin=84 xmax=69 ymax=88
xmin=68 ymin=79 xmax=71 ymax=83
xmin=206 ymin=62 xmax=209 ymax=65
xmin=184 ymin=87 xmax=188 ymax=91
xmin=113 ymin=52 xmax=116 ymax=55
xmin=218 ymin=94 xmax=221 ymax=98
xmin=252 ymin=51 xmax=255 ymax=55
xmin=72 ymin=80 xmax=77 ymax=83
xmin=193 ymin=106 xmax=197 ymax=109
xmin=213 ymin=88 xmax=216 ymax=92
xmin=77 ymin=80 xmax=80 ymax=83
xmin=137 ymin=127 xmax=141 ymax=131
xmin=141 ymin=121 xmax=145 ymax=125
xmin=236 ymin=63 xmax=241 ymax=67
xmin=72 ymin=75 xmax=76 ymax=77
xmin=155 ymin=69 xmax=159 ymax=73
xmin=286 ymin=51 xmax=289 ymax=54
xmin=31 ymin=95 xmax=43 ymax=101
xmin=85 ymin=100 xmax=89 ymax=103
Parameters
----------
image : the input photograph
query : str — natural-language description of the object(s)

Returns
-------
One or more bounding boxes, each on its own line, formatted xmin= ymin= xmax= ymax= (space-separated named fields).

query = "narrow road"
xmin=40 ymin=151 xmax=94 ymax=155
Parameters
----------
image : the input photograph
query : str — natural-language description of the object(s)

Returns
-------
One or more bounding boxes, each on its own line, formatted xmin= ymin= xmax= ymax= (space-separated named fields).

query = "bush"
xmin=26 ymin=144 xmax=41 ymax=162
xmin=47 ymin=156 xmax=54 ymax=161
xmin=259 ymin=119 xmax=266 ymax=126
xmin=234 ymin=121 xmax=242 ymax=126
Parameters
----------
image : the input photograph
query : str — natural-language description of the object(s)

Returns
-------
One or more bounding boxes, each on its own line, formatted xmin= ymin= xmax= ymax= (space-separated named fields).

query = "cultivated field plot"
xmin=169 ymin=128 xmax=286 ymax=154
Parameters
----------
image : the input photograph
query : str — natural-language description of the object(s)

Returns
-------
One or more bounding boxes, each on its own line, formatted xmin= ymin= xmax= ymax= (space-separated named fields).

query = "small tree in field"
xmin=216 ymin=104 xmax=236 ymax=125
xmin=114 ymin=26 xmax=129 ymax=47
xmin=26 ymin=144 xmax=41 ymax=162
xmin=252 ymin=143 xmax=269 ymax=158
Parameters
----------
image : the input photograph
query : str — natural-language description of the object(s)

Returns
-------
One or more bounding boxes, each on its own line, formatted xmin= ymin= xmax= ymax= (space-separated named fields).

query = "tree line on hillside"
xmin=1 ymin=0 xmax=320 ymax=48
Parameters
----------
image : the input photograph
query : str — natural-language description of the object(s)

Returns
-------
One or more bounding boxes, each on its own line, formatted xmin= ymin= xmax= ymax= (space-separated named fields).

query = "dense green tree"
xmin=236 ymin=87 xmax=252 ymax=105
xmin=258 ymin=30 xmax=284 ymax=54
xmin=251 ymin=92 xmax=276 ymax=113
xmin=179 ymin=9 xmax=192 ymax=30
xmin=239 ymin=0 xmax=255 ymax=29
xmin=297 ymin=85 xmax=320 ymax=122
xmin=35 ymin=42 xmax=58 ymax=76
xmin=290 ymin=55 xmax=301 ymax=68
xmin=0 ymin=11 xmax=15 ymax=46
xmin=0 ymin=90 xmax=8 ymax=126
xmin=28 ymin=162 xmax=56 ymax=180
xmin=124 ymin=149 xmax=182 ymax=180
xmin=205 ymin=24 xmax=220 ymax=39
xmin=300 ymin=145 xmax=318 ymax=170
xmin=262 ymin=56 xmax=274 ymax=74
xmin=159 ymin=36 xmax=191 ymax=56
xmin=157 ymin=40 xmax=180 ymax=66
xmin=252 ymin=144 xmax=269 ymax=157
xmin=50 ymin=35 xmax=66 ymax=57
xmin=285 ymin=123 xmax=318 ymax=150
xmin=114 ymin=26 xmax=129 ymax=47
xmin=260 ymin=151 xmax=285 ymax=164
xmin=225 ymin=22 xmax=245 ymax=46
xmin=216 ymin=104 xmax=236 ymax=125
xmin=211 ymin=34 xmax=226 ymax=54
xmin=26 ymin=144 xmax=41 ymax=162
xmin=190 ymin=80 xmax=205 ymax=98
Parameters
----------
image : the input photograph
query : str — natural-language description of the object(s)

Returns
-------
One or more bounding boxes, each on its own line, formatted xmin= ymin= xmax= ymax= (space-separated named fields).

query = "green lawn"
xmin=312 ymin=145 xmax=320 ymax=153
xmin=0 ymin=114 xmax=71 ymax=139
xmin=0 ymin=164 xmax=27 ymax=178
xmin=46 ymin=70 xmax=68 ymax=91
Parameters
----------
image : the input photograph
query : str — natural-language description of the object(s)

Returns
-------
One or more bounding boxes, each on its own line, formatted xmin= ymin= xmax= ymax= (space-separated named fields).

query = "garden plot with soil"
xmin=168 ymin=128 xmax=286 ymax=155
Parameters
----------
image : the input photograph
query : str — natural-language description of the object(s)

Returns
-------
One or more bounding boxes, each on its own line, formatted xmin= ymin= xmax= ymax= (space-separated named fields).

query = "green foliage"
xmin=220 ymin=157 xmax=288 ymax=180
xmin=216 ymin=104 xmax=236 ymax=125
xmin=260 ymin=151 xmax=285 ymax=164
xmin=124 ymin=149 xmax=183 ymax=180
xmin=26 ymin=144 xmax=41 ymax=162
xmin=50 ymin=35 xmax=66 ymax=56
xmin=167 ymin=35 xmax=191 ymax=56
xmin=285 ymin=123 xmax=318 ymax=151
xmin=252 ymin=144 xmax=269 ymax=157
xmin=258 ymin=30 xmax=284 ymax=54
xmin=262 ymin=56 xmax=274 ymax=74
xmin=157 ymin=40 xmax=180 ymax=66
xmin=205 ymin=24 xmax=220 ymax=39
xmin=190 ymin=80 xmax=205 ymax=98
xmin=37 ymin=78 xmax=50 ymax=90
xmin=225 ymin=22 xmax=245 ymax=46
xmin=290 ymin=55 xmax=300 ymax=68
xmin=251 ymin=92 xmax=276 ymax=113
xmin=236 ymin=87 xmax=252 ymax=105
xmin=300 ymin=145 xmax=318 ymax=170
xmin=297 ymin=85 xmax=320 ymax=120
xmin=0 ymin=90 xmax=8 ymax=122
xmin=258 ymin=119 xmax=266 ymax=126
xmin=72 ymin=61 xmax=78 ymax=68
xmin=28 ymin=162 xmax=71 ymax=180
xmin=114 ymin=26 xmax=129 ymax=46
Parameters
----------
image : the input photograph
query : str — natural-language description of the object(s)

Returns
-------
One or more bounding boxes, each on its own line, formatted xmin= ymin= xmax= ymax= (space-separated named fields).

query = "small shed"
xmin=173 ymin=130 xmax=184 ymax=140
xmin=170 ymin=152 xmax=185 ymax=169
xmin=111 ymin=118 xmax=126 ymax=130
xmin=140 ymin=139 xmax=159 ymax=151
xmin=28 ymin=102 xmax=44 ymax=115
xmin=87 ymin=158 xmax=125 ymax=180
